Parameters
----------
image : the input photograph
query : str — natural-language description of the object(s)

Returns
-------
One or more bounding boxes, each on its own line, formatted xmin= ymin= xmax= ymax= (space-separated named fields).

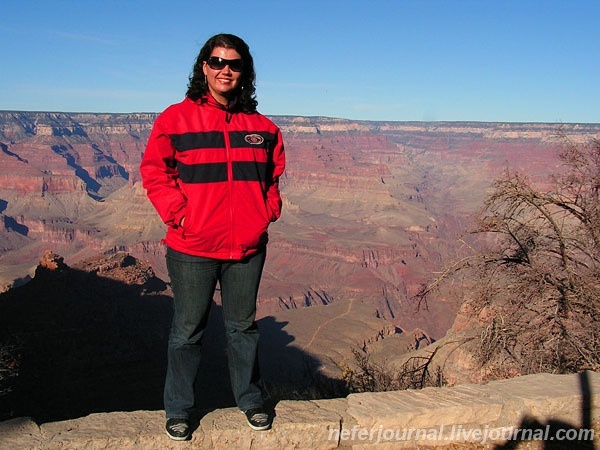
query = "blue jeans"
xmin=164 ymin=246 xmax=266 ymax=419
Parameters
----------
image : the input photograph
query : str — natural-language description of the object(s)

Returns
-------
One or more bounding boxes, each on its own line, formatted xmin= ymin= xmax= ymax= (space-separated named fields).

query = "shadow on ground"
xmin=493 ymin=372 xmax=595 ymax=450
xmin=0 ymin=256 xmax=345 ymax=424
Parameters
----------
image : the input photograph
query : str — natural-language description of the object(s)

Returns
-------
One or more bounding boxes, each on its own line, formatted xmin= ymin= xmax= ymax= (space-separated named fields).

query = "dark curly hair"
xmin=186 ymin=33 xmax=258 ymax=112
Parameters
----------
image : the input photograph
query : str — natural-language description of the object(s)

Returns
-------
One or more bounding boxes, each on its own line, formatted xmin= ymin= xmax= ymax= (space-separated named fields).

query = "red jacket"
xmin=140 ymin=95 xmax=285 ymax=260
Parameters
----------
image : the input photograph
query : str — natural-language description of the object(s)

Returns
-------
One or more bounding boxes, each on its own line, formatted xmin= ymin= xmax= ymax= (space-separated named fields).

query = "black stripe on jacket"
xmin=228 ymin=131 xmax=277 ymax=149
xmin=177 ymin=162 xmax=228 ymax=183
xmin=178 ymin=161 xmax=268 ymax=184
xmin=170 ymin=131 xmax=277 ymax=151
xmin=170 ymin=131 xmax=225 ymax=151
xmin=233 ymin=161 xmax=268 ymax=183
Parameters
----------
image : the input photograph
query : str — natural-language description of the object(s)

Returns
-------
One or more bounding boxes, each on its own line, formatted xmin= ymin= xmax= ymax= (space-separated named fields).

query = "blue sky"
xmin=1 ymin=0 xmax=598 ymax=123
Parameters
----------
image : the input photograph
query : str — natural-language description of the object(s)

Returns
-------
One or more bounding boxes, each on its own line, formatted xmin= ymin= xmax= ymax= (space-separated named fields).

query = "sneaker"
xmin=242 ymin=407 xmax=272 ymax=431
xmin=166 ymin=418 xmax=190 ymax=441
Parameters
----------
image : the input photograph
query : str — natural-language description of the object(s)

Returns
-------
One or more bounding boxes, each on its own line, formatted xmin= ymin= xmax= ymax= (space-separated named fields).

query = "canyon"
xmin=1 ymin=111 xmax=600 ymax=421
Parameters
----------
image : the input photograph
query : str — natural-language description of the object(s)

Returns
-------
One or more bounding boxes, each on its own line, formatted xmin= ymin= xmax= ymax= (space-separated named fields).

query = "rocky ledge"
xmin=1 ymin=371 xmax=598 ymax=449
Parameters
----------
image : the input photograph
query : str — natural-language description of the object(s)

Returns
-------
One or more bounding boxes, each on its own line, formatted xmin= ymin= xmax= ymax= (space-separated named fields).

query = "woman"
xmin=140 ymin=33 xmax=285 ymax=440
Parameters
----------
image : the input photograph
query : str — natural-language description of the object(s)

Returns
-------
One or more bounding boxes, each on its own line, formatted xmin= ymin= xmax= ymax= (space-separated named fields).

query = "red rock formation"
xmin=1 ymin=111 xmax=599 ymax=341
xmin=38 ymin=250 xmax=67 ymax=271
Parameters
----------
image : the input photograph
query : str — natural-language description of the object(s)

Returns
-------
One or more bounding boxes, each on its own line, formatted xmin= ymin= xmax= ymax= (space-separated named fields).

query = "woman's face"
xmin=202 ymin=46 xmax=243 ymax=105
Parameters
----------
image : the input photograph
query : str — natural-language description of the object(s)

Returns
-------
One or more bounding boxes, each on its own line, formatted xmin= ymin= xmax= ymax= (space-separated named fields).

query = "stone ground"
xmin=1 ymin=372 xmax=598 ymax=449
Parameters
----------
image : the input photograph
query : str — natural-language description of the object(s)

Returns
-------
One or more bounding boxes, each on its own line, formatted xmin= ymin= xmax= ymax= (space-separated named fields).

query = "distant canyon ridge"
xmin=1 ymin=111 xmax=599 ymax=341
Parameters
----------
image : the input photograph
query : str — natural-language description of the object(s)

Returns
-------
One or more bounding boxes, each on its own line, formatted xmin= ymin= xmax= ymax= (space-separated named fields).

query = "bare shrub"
xmin=342 ymin=347 xmax=446 ymax=393
xmin=418 ymin=137 xmax=600 ymax=377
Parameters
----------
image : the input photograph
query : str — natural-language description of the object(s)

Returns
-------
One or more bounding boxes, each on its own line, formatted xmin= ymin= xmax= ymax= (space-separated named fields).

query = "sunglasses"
xmin=206 ymin=56 xmax=243 ymax=72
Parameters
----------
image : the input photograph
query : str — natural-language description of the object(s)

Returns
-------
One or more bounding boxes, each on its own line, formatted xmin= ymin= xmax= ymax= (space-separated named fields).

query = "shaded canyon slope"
xmin=1 ymin=111 xmax=599 ymax=356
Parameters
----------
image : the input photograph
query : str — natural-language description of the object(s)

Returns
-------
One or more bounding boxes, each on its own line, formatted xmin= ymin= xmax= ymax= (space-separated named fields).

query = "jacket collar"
xmin=199 ymin=92 xmax=238 ymax=112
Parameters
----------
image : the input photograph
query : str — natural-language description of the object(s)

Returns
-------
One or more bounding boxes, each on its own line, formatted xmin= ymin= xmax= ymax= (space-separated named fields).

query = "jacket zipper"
xmin=223 ymin=110 xmax=235 ymax=259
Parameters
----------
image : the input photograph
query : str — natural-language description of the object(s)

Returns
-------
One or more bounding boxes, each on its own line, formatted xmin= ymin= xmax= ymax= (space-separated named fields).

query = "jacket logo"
xmin=244 ymin=134 xmax=264 ymax=145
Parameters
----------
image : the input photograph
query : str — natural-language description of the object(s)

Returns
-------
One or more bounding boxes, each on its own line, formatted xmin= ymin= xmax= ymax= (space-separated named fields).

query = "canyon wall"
xmin=1 ymin=111 xmax=599 ymax=342
xmin=2 ymin=112 xmax=600 ymax=424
